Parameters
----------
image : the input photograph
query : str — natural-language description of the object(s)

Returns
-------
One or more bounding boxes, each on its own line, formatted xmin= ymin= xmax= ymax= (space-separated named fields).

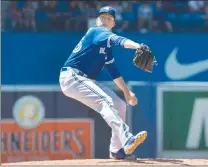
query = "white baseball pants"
xmin=59 ymin=67 xmax=133 ymax=153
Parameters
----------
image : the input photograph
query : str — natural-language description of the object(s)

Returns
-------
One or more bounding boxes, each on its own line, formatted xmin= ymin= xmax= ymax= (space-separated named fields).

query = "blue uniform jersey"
xmin=63 ymin=25 xmax=127 ymax=79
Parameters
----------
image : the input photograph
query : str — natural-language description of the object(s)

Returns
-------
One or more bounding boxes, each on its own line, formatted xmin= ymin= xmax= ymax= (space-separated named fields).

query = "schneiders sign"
xmin=1 ymin=87 xmax=94 ymax=163
xmin=1 ymin=119 xmax=94 ymax=163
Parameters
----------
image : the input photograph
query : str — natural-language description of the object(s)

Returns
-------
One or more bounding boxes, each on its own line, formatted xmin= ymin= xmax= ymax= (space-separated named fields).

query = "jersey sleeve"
xmin=105 ymin=48 xmax=114 ymax=65
xmin=105 ymin=49 xmax=121 ymax=80
xmin=93 ymin=28 xmax=127 ymax=48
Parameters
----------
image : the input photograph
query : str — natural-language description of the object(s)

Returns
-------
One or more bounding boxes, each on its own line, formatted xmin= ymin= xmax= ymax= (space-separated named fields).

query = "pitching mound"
xmin=3 ymin=159 xmax=208 ymax=166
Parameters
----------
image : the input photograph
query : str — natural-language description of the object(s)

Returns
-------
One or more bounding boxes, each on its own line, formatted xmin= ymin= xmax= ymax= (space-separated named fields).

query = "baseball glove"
xmin=133 ymin=43 xmax=157 ymax=73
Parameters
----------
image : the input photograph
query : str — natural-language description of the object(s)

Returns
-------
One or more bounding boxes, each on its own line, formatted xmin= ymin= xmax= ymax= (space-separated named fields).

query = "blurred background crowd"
xmin=1 ymin=0 xmax=208 ymax=33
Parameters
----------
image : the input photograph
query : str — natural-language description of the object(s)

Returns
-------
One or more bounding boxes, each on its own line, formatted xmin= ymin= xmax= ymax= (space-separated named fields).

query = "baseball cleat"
xmin=124 ymin=131 xmax=147 ymax=155
xmin=109 ymin=148 xmax=137 ymax=160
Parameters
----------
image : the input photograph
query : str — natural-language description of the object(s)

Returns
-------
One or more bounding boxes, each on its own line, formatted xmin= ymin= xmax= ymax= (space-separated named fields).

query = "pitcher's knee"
xmin=121 ymin=100 xmax=127 ymax=111
xmin=62 ymin=91 xmax=70 ymax=97
xmin=119 ymin=100 xmax=127 ymax=121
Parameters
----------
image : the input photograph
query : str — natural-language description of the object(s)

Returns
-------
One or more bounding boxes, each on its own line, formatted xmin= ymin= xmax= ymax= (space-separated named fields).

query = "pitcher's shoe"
xmin=124 ymin=131 xmax=147 ymax=155
xmin=109 ymin=148 xmax=137 ymax=160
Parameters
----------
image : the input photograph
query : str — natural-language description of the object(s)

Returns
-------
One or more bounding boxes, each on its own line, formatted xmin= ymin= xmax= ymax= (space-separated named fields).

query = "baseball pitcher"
xmin=59 ymin=6 xmax=157 ymax=160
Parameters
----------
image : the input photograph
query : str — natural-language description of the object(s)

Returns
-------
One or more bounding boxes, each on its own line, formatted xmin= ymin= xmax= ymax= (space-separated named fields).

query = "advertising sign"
xmin=1 ymin=119 xmax=94 ymax=163
xmin=157 ymin=83 xmax=208 ymax=158
xmin=2 ymin=33 xmax=208 ymax=84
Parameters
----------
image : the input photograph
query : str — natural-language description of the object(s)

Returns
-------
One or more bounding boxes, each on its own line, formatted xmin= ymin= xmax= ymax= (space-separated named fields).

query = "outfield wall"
xmin=1 ymin=82 xmax=208 ymax=162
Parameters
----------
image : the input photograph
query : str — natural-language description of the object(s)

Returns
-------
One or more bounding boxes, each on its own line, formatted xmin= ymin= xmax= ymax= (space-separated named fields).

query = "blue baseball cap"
xmin=98 ymin=6 xmax=116 ymax=19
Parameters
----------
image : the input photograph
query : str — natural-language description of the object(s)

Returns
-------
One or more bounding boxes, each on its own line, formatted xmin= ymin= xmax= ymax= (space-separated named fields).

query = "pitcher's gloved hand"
xmin=133 ymin=43 xmax=157 ymax=73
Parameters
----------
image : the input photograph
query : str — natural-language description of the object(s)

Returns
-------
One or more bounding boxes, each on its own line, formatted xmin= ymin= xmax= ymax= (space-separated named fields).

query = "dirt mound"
xmin=2 ymin=159 xmax=208 ymax=166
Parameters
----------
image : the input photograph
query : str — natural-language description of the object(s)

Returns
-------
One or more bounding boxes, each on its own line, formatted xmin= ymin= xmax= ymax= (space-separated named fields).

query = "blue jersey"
xmin=63 ymin=25 xmax=127 ymax=80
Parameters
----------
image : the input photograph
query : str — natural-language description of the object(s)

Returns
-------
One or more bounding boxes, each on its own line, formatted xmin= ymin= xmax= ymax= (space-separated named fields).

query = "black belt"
xmin=61 ymin=67 xmax=92 ymax=79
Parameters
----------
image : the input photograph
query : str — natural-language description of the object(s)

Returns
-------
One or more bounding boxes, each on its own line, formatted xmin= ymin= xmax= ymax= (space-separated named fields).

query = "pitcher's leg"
xmin=60 ymin=71 xmax=132 ymax=147
xmin=110 ymin=97 xmax=128 ymax=151
xmin=96 ymin=82 xmax=147 ymax=157
xmin=96 ymin=82 xmax=128 ymax=153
